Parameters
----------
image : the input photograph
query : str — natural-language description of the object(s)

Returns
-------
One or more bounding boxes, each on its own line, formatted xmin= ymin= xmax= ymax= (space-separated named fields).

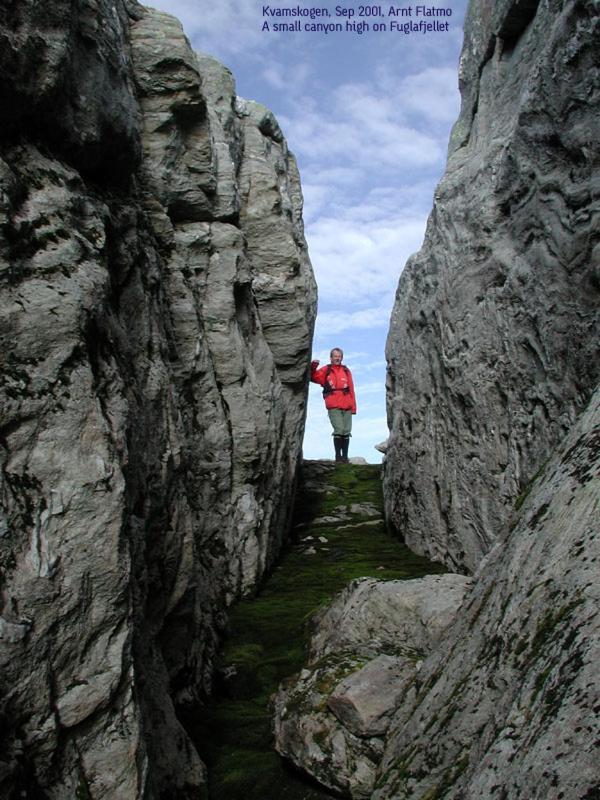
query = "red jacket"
xmin=311 ymin=362 xmax=357 ymax=413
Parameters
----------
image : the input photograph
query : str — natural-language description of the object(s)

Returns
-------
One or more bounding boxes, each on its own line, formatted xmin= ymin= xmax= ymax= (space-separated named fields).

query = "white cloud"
xmin=146 ymin=0 xmax=265 ymax=57
xmin=261 ymin=65 xmax=287 ymax=90
xmin=306 ymin=209 xmax=426 ymax=303
xmin=355 ymin=413 xmax=389 ymax=436
xmin=397 ymin=67 xmax=460 ymax=123
xmin=279 ymin=64 xmax=460 ymax=180
xmin=355 ymin=380 xmax=386 ymax=396
xmin=262 ymin=60 xmax=312 ymax=92
xmin=363 ymin=359 xmax=387 ymax=372
xmin=344 ymin=352 xmax=380 ymax=369
xmin=282 ymin=102 xmax=443 ymax=172
xmin=309 ymin=167 xmax=361 ymax=186
xmin=315 ymin=303 xmax=392 ymax=335
xmin=300 ymin=183 xmax=334 ymax=222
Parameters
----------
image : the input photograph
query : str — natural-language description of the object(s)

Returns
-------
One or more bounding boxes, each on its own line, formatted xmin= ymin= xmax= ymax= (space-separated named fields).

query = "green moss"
xmin=312 ymin=728 xmax=329 ymax=748
xmin=452 ymin=754 xmax=470 ymax=782
xmin=530 ymin=666 xmax=552 ymax=703
xmin=314 ymin=660 xmax=362 ymax=696
xmin=375 ymin=749 xmax=417 ymax=791
xmin=469 ymin=584 xmax=494 ymax=628
xmin=227 ymin=643 xmax=265 ymax=668
xmin=420 ymin=753 xmax=470 ymax=800
xmin=437 ymin=703 xmax=458 ymax=733
xmin=424 ymin=711 xmax=439 ymax=733
xmin=529 ymin=600 xmax=582 ymax=661
xmin=193 ymin=463 xmax=447 ymax=799
xmin=412 ymin=668 xmax=443 ymax=707
xmin=447 ymin=674 xmax=469 ymax=703
xmin=513 ymin=633 xmax=530 ymax=659
xmin=75 ymin=772 xmax=92 ymax=800
xmin=514 ymin=459 xmax=550 ymax=511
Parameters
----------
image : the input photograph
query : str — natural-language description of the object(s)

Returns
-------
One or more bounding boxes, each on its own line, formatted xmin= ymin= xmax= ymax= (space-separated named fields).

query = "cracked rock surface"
xmin=0 ymin=2 xmax=315 ymax=797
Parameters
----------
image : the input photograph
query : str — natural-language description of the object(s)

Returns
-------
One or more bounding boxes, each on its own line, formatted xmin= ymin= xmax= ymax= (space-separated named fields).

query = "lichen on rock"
xmin=373 ymin=387 xmax=600 ymax=800
xmin=273 ymin=574 xmax=471 ymax=798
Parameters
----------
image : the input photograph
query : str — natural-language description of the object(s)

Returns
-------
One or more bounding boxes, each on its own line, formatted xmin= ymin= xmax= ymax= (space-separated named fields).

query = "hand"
xmin=311 ymin=359 xmax=320 ymax=367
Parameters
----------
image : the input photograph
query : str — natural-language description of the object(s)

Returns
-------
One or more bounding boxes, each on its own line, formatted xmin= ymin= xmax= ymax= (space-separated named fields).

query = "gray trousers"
xmin=328 ymin=408 xmax=352 ymax=436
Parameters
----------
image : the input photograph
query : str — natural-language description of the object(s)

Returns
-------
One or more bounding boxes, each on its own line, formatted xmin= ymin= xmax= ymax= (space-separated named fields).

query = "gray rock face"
xmin=0 ymin=0 xmax=141 ymax=177
xmin=0 ymin=3 xmax=315 ymax=798
xmin=384 ymin=0 xmax=600 ymax=572
xmin=273 ymin=575 xmax=472 ymax=798
xmin=373 ymin=386 xmax=600 ymax=800
xmin=308 ymin=574 xmax=472 ymax=662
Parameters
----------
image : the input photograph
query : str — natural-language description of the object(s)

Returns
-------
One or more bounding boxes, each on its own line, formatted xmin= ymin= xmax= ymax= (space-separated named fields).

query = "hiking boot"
xmin=340 ymin=436 xmax=350 ymax=463
xmin=333 ymin=436 xmax=343 ymax=462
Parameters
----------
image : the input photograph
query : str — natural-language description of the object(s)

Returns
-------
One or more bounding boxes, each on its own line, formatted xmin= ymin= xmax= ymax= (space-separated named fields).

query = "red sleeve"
xmin=348 ymin=369 xmax=357 ymax=413
xmin=310 ymin=363 xmax=328 ymax=386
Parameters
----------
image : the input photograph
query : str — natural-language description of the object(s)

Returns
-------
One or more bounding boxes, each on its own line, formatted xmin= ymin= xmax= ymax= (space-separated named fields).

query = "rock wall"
xmin=373 ymin=385 xmax=600 ymax=800
xmin=384 ymin=0 xmax=600 ymax=572
xmin=0 ymin=2 xmax=316 ymax=798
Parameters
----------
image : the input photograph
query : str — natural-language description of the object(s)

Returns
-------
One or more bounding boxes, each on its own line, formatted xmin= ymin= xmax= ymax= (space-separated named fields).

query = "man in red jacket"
xmin=310 ymin=347 xmax=357 ymax=463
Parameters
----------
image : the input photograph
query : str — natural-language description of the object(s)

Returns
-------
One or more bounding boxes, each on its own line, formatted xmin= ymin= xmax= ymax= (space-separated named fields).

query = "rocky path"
xmin=191 ymin=460 xmax=445 ymax=799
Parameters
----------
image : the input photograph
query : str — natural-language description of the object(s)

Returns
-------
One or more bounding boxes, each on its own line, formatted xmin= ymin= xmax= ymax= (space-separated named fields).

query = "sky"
xmin=145 ymin=0 xmax=469 ymax=461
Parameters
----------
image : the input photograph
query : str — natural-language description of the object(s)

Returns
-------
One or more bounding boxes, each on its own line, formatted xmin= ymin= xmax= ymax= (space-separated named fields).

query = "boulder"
xmin=308 ymin=574 xmax=473 ymax=662
xmin=273 ymin=574 xmax=471 ymax=798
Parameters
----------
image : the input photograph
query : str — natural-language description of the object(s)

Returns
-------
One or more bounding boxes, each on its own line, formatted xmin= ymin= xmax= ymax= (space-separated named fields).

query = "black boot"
xmin=341 ymin=436 xmax=350 ymax=463
xmin=333 ymin=436 xmax=343 ymax=462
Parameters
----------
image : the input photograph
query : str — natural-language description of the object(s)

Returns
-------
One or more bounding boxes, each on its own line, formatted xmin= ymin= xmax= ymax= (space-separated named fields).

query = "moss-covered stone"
xmin=192 ymin=462 xmax=445 ymax=799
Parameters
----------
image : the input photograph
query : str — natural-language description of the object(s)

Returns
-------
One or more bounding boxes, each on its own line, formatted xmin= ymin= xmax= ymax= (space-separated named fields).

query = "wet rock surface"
xmin=384 ymin=0 xmax=600 ymax=573
xmin=0 ymin=2 xmax=315 ymax=797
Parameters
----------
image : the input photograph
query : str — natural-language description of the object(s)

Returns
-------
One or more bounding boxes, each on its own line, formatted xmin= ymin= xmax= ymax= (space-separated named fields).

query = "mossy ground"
xmin=192 ymin=462 xmax=445 ymax=800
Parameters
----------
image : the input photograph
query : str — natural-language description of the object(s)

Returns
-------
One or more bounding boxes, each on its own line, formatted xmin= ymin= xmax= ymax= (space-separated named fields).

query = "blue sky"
xmin=145 ymin=0 xmax=468 ymax=461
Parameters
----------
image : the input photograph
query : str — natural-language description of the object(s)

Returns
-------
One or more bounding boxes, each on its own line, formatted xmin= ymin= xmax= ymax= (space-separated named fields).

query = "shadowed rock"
xmin=0 ymin=2 xmax=315 ymax=797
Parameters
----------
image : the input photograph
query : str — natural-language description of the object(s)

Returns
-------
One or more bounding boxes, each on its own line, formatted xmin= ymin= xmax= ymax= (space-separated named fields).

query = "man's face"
xmin=330 ymin=350 xmax=343 ymax=365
